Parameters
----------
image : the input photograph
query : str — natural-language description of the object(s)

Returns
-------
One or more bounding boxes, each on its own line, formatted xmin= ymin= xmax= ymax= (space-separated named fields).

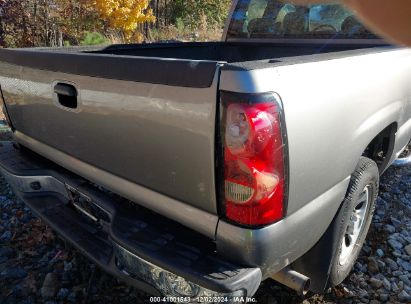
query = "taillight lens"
xmin=221 ymin=92 xmax=287 ymax=227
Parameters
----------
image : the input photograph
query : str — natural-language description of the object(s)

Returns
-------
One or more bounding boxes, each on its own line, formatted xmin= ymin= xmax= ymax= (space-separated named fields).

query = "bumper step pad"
xmin=0 ymin=142 xmax=261 ymax=298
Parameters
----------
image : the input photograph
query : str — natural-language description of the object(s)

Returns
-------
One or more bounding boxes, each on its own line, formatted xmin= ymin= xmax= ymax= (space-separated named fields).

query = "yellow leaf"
xmin=94 ymin=0 xmax=155 ymax=42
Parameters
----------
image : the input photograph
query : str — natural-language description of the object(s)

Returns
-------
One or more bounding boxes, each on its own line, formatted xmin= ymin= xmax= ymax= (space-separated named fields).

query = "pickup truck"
xmin=1 ymin=0 xmax=411 ymax=300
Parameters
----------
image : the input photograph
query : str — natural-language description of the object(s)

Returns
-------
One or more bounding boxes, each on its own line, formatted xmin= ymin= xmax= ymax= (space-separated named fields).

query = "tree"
xmin=55 ymin=0 xmax=103 ymax=45
xmin=168 ymin=0 xmax=231 ymax=31
xmin=0 ymin=0 xmax=231 ymax=47
xmin=94 ymin=0 xmax=155 ymax=42
xmin=0 ymin=0 xmax=5 ymax=46
xmin=0 ymin=0 xmax=35 ymax=47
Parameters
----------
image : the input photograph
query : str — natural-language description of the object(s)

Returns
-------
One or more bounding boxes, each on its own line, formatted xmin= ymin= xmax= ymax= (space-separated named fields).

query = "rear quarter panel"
xmin=221 ymin=48 xmax=411 ymax=215
xmin=215 ymin=48 xmax=411 ymax=277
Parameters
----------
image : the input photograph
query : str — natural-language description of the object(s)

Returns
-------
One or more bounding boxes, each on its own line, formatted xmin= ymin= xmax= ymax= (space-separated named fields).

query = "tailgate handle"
xmin=54 ymin=83 xmax=78 ymax=109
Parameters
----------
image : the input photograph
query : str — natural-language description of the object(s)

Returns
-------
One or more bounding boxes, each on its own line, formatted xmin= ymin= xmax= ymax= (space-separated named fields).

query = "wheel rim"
xmin=339 ymin=185 xmax=371 ymax=265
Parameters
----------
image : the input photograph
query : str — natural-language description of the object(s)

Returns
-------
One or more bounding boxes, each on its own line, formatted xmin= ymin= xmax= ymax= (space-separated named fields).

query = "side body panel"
xmin=217 ymin=48 xmax=411 ymax=277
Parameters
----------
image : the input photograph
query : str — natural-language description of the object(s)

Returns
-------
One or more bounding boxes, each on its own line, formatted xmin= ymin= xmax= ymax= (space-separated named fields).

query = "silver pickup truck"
xmin=0 ymin=0 xmax=411 ymax=300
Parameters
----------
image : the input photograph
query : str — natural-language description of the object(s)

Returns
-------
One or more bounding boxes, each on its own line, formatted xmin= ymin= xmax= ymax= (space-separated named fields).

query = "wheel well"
xmin=362 ymin=123 xmax=397 ymax=173
xmin=291 ymin=125 xmax=397 ymax=292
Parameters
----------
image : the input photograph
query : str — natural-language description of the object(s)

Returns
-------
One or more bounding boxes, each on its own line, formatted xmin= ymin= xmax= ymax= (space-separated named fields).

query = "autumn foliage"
xmin=0 ymin=0 xmax=232 ymax=47
xmin=0 ymin=0 xmax=103 ymax=47
xmin=94 ymin=0 xmax=155 ymax=42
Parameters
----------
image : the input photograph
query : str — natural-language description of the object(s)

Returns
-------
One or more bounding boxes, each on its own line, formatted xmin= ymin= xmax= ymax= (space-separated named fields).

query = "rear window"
xmin=227 ymin=0 xmax=379 ymax=40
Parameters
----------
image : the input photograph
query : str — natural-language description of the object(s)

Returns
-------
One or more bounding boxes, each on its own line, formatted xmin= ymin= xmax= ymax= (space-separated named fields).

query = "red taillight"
xmin=221 ymin=92 xmax=287 ymax=227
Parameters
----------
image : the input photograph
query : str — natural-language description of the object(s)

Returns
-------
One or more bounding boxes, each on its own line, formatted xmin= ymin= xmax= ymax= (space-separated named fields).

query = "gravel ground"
xmin=0 ymin=138 xmax=410 ymax=303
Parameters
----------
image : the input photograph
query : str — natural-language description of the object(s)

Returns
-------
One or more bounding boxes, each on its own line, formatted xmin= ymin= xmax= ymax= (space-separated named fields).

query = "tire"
xmin=328 ymin=157 xmax=379 ymax=286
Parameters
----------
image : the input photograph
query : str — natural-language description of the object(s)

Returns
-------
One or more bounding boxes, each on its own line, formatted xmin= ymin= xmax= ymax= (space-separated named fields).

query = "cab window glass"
xmin=227 ymin=0 xmax=378 ymax=40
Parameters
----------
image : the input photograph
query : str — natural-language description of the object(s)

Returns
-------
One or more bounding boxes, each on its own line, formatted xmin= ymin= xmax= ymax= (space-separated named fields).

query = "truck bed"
xmin=0 ymin=41 xmax=394 ymax=237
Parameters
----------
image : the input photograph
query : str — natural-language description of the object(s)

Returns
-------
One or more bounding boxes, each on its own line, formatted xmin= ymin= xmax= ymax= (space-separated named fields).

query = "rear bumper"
xmin=0 ymin=141 xmax=261 ymax=298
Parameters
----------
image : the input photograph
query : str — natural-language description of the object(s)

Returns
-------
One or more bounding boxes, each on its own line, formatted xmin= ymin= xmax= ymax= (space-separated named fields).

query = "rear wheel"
xmin=329 ymin=157 xmax=379 ymax=286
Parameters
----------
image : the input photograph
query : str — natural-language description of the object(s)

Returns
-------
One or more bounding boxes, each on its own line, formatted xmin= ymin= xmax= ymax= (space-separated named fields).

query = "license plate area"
xmin=66 ymin=184 xmax=111 ymax=224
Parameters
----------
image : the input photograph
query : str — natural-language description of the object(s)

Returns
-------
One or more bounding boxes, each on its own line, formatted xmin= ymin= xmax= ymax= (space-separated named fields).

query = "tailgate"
xmin=0 ymin=48 xmax=221 ymax=220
